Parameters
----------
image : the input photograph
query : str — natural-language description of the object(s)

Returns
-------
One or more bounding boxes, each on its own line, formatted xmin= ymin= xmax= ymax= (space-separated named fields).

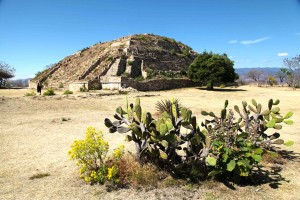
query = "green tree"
xmin=188 ymin=51 xmax=238 ymax=90
xmin=267 ymin=75 xmax=277 ymax=86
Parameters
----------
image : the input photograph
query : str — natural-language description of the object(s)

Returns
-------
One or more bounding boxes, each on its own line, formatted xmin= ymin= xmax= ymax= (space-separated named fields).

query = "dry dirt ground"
xmin=0 ymin=86 xmax=299 ymax=200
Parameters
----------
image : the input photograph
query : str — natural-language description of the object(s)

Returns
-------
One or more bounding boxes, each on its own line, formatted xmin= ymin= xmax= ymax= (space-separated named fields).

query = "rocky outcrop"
xmin=29 ymin=34 xmax=198 ymax=91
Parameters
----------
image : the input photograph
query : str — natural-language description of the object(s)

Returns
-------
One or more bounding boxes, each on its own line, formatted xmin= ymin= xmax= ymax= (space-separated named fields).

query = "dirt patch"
xmin=0 ymin=86 xmax=300 ymax=199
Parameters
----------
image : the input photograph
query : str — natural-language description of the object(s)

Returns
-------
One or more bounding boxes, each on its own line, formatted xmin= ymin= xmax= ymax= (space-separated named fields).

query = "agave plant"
xmin=155 ymin=98 xmax=181 ymax=115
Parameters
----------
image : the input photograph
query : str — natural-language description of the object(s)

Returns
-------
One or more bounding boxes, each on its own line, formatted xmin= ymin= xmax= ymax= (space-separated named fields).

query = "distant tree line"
xmin=243 ymin=55 xmax=300 ymax=88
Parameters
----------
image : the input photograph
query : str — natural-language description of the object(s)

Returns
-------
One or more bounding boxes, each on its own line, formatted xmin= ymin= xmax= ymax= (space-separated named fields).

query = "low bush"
xmin=127 ymin=60 xmax=134 ymax=66
xmin=63 ymin=90 xmax=73 ymax=95
xmin=80 ymin=85 xmax=88 ymax=92
xmin=68 ymin=127 xmax=125 ymax=185
xmin=24 ymin=91 xmax=36 ymax=96
xmin=43 ymin=89 xmax=55 ymax=96
xmin=58 ymin=82 xmax=64 ymax=88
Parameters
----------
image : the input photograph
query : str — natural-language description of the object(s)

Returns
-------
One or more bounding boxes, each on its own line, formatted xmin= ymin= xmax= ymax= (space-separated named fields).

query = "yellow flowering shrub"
xmin=68 ymin=126 xmax=125 ymax=185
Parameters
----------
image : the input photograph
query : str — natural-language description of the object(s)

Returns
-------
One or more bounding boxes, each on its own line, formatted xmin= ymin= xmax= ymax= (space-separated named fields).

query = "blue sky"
xmin=0 ymin=0 xmax=299 ymax=79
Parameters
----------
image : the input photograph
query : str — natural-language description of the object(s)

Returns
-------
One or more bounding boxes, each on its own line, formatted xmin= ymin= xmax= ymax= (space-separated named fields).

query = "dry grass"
xmin=0 ymin=86 xmax=300 ymax=199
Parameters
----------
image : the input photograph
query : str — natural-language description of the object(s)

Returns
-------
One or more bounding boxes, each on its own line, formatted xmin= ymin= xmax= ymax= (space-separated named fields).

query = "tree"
xmin=276 ymin=68 xmax=288 ymax=86
xmin=246 ymin=70 xmax=263 ymax=86
xmin=283 ymin=55 xmax=300 ymax=88
xmin=0 ymin=61 xmax=15 ymax=87
xmin=267 ymin=75 xmax=277 ymax=86
xmin=188 ymin=51 xmax=238 ymax=90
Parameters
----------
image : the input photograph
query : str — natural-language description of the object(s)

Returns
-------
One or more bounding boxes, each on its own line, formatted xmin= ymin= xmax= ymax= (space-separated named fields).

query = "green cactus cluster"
xmin=105 ymin=97 xmax=294 ymax=181
xmin=201 ymin=98 xmax=294 ymax=179
xmin=105 ymin=97 xmax=207 ymax=178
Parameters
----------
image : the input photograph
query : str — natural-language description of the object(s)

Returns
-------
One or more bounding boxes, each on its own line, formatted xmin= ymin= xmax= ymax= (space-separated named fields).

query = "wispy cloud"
xmin=278 ymin=52 xmax=288 ymax=57
xmin=296 ymin=33 xmax=300 ymax=36
xmin=228 ymin=40 xmax=238 ymax=44
xmin=240 ymin=37 xmax=270 ymax=45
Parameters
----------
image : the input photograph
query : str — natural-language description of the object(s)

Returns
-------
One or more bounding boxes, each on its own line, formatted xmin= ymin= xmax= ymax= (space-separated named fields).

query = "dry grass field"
xmin=1 ymin=86 xmax=299 ymax=200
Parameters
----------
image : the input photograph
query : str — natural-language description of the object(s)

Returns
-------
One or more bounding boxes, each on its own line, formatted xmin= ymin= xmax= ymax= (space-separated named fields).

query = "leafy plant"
xmin=80 ymin=84 xmax=88 ymax=92
xmin=58 ymin=82 xmax=64 ymax=88
xmin=170 ymin=49 xmax=176 ymax=55
xmin=136 ymin=75 xmax=144 ymax=81
xmin=105 ymin=97 xmax=294 ymax=182
xmin=63 ymin=90 xmax=73 ymax=95
xmin=155 ymin=99 xmax=181 ymax=114
xmin=68 ymin=127 xmax=125 ymax=185
xmin=24 ymin=90 xmax=36 ymax=96
xmin=127 ymin=60 xmax=134 ymax=66
xmin=267 ymin=75 xmax=277 ymax=86
xmin=182 ymin=48 xmax=190 ymax=56
xmin=201 ymin=99 xmax=294 ymax=179
xmin=105 ymin=97 xmax=207 ymax=179
xmin=43 ymin=89 xmax=55 ymax=96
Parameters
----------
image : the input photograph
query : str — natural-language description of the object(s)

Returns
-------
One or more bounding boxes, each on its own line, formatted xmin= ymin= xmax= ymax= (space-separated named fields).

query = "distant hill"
xmin=235 ymin=68 xmax=281 ymax=76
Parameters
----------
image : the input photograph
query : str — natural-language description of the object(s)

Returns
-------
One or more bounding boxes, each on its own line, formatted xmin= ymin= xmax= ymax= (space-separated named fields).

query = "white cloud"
xmin=278 ymin=52 xmax=288 ymax=57
xmin=240 ymin=37 xmax=270 ymax=45
xmin=229 ymin=40 xmax=238 ymax=44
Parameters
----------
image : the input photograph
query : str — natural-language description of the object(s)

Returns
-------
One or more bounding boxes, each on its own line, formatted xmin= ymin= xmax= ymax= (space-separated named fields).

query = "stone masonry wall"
xmin=121 ymin=77 xmax=201 ymax=91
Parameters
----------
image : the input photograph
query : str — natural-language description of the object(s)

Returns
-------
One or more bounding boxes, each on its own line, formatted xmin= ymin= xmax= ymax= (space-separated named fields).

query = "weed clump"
xmin=63 ymin=90 xmax=73 ymax=95
xmin=43 ymin=89 xmax=55 ymax=96
xmin=24 ymin=91 xmax=36 ymax=96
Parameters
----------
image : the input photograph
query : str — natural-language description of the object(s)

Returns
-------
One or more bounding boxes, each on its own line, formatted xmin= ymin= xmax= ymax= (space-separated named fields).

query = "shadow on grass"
xmin=196 ymin=87 xmax=246 ymax=92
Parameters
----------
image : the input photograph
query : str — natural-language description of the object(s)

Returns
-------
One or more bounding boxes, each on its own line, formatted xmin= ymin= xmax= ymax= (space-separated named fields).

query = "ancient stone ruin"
xmin=29 ymin=34 xmax=199 ymax=91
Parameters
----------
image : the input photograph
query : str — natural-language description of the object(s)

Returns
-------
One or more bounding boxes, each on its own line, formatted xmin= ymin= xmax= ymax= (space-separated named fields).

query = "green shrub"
xmin=68 ymin=127 xmax=125 ymax=185
xmin=104 ymin=97 xmax=293 ymax=182
xmin=136 ymin=75 xmax=144 ymax=81
xmin=267 ymin=75 xmax=278 ymax=86
xmin=58 ymin=82 xmax=64 ymax=88
xmin=24 ymin=91 xmax=36 ymax=96
xmin=182 ymin=48 xmax=190 ymax=56
xmin=180 ymin=70 xmax=187 ymax=76
xmin=170 ymin=49 xmax=176 ymax=55
xmin=127 ymin=60 xmax=134 ymax=66
xmin=118 ymin=91 xmax=128 ymax=95
xmin=201 ymin=99 xmax=294 ymax=179
xmin=61 ymin=117 xmax=71 ymax=122
xmin=107 ymin=55 xmax=114 ymax=62
xmin=80 ymin=85 xmax=88 ymax=92
xmin=219 ymin=84 xmax=225 ymax=88
xmin=43 ymin=89 xmax=55 ymax=96
xmin=63 ymin=90 xmax=73 ymax=95
xmin=105 ymin=97 xmax=207 ymax=179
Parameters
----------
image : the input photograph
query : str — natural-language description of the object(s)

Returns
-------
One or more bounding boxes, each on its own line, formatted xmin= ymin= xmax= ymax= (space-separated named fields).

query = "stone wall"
xmin=68 ymin=82 xmax=89 ymax=91
xmin=100 ymin=76 xmax=122 ymax=90
xmin=121 ymin=77 xmax=202 ymax=91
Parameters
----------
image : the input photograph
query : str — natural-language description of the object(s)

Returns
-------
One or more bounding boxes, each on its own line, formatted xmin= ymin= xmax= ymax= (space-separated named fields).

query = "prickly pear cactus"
xmin=105 ymin=97 xmax=207 ymax=178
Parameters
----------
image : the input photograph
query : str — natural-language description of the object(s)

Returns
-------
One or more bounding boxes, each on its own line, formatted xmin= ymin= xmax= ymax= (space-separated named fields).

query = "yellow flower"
xmin=107 ymin=166 xmax=118 ymax=180
xmin=113 ymin=145 xmax=125 ymax=159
